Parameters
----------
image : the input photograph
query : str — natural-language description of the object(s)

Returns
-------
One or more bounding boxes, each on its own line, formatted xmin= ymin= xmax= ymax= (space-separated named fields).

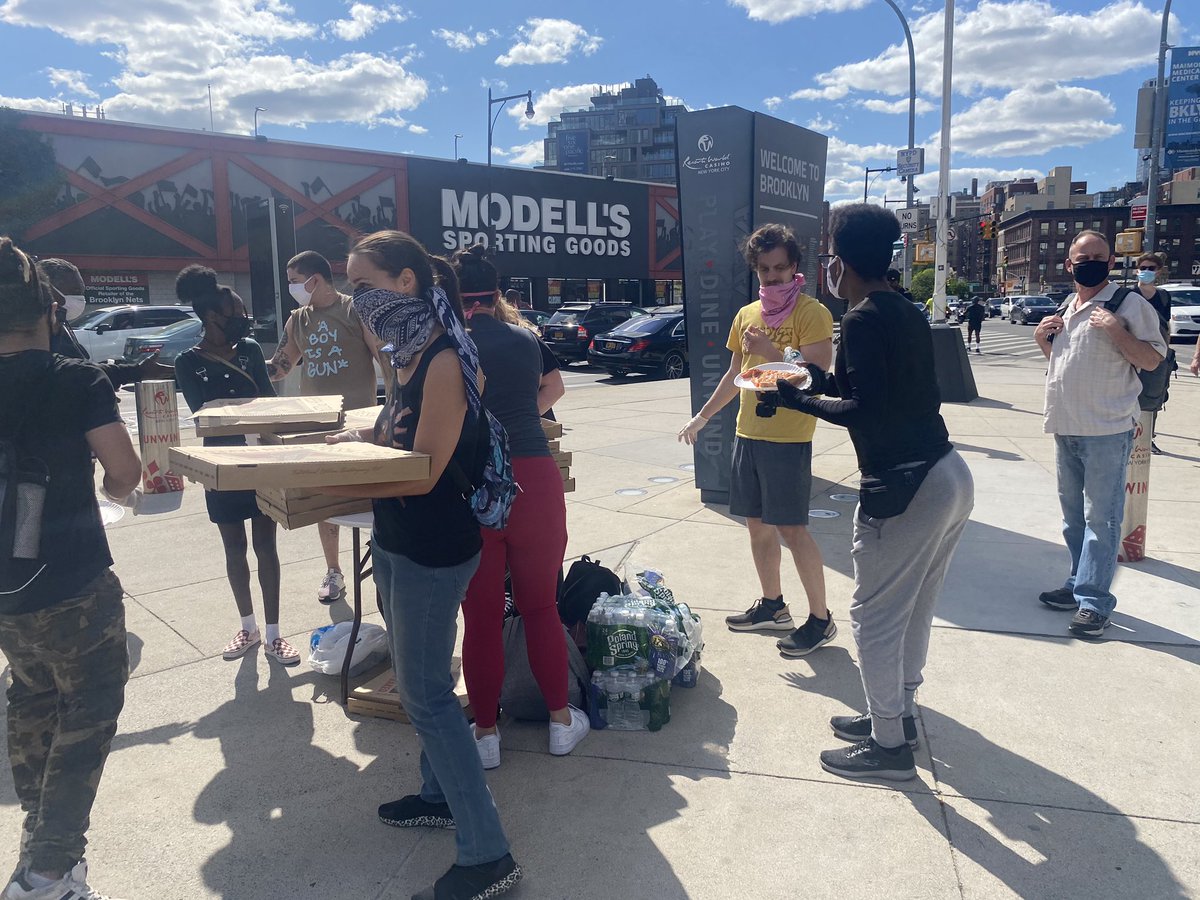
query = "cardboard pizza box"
xmin=256 ymin=493 xmax=372 ymax=530
xmin=551 ymin=450 xmax=572 ymax=468
xmin=169 ymin=443 xmax=430 ymax=492
xmin=258 ymin=405 xmax=383 ymax=446
xmin=193 ymin=395 xmax=345 ymax=437
xmin=541 ymin=419 xmax=563 ymax=439
xmin=348 ymin=657 xmax=472 ymax=722
xmin=563 ymin=477 xmax=576 ymax=494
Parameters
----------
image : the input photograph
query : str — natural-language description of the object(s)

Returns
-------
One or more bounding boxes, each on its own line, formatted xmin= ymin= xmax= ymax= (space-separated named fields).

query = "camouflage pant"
xmin=0 ymin=570 xmax=129 ymax=874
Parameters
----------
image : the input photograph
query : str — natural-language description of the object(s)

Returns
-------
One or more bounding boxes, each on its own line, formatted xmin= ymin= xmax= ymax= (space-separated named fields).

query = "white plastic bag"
xmin=308 ymin=622 xmax=390 ymax=676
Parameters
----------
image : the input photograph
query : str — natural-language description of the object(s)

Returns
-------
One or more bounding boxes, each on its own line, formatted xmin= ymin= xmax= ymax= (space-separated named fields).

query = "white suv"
xmin=71 ymin=305 xmax=198 ymax=361
xmin=1161 ymin=284 xmax=1200 ymax=341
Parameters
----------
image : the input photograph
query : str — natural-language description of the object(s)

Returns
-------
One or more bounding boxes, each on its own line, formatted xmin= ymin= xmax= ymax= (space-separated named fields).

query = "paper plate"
xmin=97 ymin=498 xmax=125 ymax=527
xmin=734 ymin=362 xmax=809 ymax=392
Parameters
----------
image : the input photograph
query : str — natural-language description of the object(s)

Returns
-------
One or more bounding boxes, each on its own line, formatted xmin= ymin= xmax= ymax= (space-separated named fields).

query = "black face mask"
xmin=1071 ymin=259 xmax=1110 ymax=288
xmin=217 ymin=314 xmax=251 ymax=343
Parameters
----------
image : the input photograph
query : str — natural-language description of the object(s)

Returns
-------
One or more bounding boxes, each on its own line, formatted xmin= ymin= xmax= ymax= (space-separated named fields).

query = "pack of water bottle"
xmin=584 ymin=567 xmax=703 ymax=732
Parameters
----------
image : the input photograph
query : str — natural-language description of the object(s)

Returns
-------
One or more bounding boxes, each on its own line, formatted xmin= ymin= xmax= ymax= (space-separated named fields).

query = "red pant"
xmin=462 ymin=455 xmax=569 ymax=728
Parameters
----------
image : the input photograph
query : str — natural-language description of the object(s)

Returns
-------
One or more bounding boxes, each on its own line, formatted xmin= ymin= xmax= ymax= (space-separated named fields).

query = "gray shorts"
xmin=729 ymin=437 xmax=813 ymax=526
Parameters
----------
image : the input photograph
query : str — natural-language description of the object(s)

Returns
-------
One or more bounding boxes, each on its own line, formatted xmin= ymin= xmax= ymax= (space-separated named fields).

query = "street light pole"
xmin=882 ymin=0 xmax=917 ymax=289
xmin=932 ymin=0 xmax=955 ymax=324
xmin=1144 ymin=0 xmax=1173 ymax=253
xmin=486 ymin=87 xmax=535 ymax=255
xmin=864 ymin=165 xmax=896 ymax=202
xmin=454 ymin=133 xmax=463 ymax=159
xmin=254 ymin=106 xmax=266 ymax=139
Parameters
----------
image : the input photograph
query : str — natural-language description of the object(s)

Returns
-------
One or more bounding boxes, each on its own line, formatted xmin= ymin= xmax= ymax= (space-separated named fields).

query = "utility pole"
xmin=932 ymin=0 xmax=955 ymax=324
xmin=882 ymin=0 xmax=917 ymax=289
xmin=1144 ymin=0 xmax=1173 ymax=253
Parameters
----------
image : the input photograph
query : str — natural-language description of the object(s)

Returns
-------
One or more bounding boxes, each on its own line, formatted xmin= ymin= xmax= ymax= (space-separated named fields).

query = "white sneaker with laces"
xmin=318 ymin=569 xmax=346 ymax=604
xmin=3 ymin=860 xmax=121 ymax=900
xmin=475 ymin=729 xmax=501 ymax=770
xmin=548 ymin=705 xmax=590 ymax=756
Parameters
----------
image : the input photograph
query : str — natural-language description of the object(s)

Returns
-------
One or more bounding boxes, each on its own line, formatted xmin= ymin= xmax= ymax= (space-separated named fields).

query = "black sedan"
xmin=1009 ymin=295 xmax=1058 ymax=325
xmin=587 ymin=309 xmax=687 ymax=379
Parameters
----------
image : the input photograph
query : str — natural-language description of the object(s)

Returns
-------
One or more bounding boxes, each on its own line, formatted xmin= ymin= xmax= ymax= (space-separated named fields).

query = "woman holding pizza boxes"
xmin=173 ymin=266 xmax=300 ymax=667
xmin=323 ymin=231 xmax=522 ymax=900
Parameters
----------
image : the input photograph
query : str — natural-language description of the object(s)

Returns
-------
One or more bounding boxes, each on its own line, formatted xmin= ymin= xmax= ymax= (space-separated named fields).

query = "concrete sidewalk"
xmin=2 ymin=350 xmax=1197 ymax=899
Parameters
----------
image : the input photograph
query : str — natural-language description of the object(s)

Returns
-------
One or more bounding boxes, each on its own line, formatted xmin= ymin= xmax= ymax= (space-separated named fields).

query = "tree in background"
xmin=0 ymin=109 xmax=63 ymax=238
xmin=911 ymin=267 xmax=934 ymax=303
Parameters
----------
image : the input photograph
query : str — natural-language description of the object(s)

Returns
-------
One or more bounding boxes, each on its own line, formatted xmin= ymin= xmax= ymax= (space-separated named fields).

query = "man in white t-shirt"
xmin=1033 ymin=230 xmax=1166 ymax=638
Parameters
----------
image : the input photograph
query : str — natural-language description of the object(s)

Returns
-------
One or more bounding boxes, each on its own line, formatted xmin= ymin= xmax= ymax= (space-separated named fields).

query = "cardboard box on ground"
xmin=348 ymin=658 xmax=472 ymax=723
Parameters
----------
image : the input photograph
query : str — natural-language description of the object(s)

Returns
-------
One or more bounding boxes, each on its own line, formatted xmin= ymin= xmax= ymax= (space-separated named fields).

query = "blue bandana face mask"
xmin=351 ymin=287 xmax=435 ymax=368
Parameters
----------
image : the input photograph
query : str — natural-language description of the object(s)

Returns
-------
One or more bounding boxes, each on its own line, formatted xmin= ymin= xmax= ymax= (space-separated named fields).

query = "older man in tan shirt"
xmin=1033 ymin=231 xmax=1166 ymax=638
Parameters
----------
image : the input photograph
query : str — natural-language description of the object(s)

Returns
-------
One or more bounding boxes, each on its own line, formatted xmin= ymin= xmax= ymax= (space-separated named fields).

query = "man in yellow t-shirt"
xmin=678 ymin=224 xmax=836 ymax=657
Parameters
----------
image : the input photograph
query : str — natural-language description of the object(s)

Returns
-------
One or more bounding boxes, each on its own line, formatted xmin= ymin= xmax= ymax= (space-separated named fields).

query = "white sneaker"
xmin=475 ymin=729 xmax=501 ymax=770
xmin=548 ymin=705 xmax=590 ymax=756
xmin=318 ymin=569 xmax=346 ymax=604
xmin=3 ymin=861 xmax=120 ymax=899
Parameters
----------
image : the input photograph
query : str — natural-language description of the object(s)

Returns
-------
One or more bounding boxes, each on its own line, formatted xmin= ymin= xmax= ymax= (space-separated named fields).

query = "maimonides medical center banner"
xmin=406 ymin=157 xmax=650 ymax=279
xmin=1165 ymin=46 xmax=1200 ymax=170
xmin=675 ymin=107 xmax=828 ymax=503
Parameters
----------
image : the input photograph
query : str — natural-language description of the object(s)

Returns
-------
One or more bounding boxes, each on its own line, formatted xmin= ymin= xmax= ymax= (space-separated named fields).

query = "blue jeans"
xmin=372 ymin=543 xmax=510 ymax=866
xmin=1054 ymin=430 xmax=1134 ymax=617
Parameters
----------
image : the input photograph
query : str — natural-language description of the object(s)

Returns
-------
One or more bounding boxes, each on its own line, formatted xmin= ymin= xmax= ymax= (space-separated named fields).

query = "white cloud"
xmin=407 ymin=123 xmax=427 ymax=134
xmin=507 ymin=83 xmax=596 ymax=128
xmin=0 ymin=0 xmax=429 ymax=132
xmin=858 ymin=97 xmax=935 ymax=115
xmin=0 ymin=94 xmax=66 ymax=114
xmin=805 ymin=114 xmax=836 ymax=132
xmin=493 ymin=138 xmax=545 ymax=167
xmin=794 ymin=1 xmax=1176 ymax=102
xmin=495 ymin=18 xmax=601 ymax=66
xmin=480 ymin=77 xmax=509 ymax=91
xmin=946 ymin=85 xmax=1123 ymax=157
xmin=433 ymin=27 xmax=497 ymax=50
xmin=327 ymin=2 xmax=405 ymax=41
xmin=46 ymin=68 xmax=98 ymax=99
xmin=730 ymin=0 xmax=871 ymax=22
xmin=763 ymin=96 xmax=783 ymax=111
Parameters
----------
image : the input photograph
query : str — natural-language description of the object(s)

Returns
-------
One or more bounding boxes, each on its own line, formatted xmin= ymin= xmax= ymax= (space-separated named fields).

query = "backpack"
xmin=558 ymin=554 xmax=623 ymax=628
xmin=1055 ymin=287 xmax=1176 ymax=413
xmin=499 ymin=616 xmax=589 ymax=719
xmin=450 ymin=408 xmax=518 ymax=530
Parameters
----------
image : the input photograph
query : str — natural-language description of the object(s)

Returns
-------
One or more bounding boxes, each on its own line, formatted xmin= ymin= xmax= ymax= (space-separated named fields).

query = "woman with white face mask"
xmin=775 ymin=203 xmax=974 ymax=783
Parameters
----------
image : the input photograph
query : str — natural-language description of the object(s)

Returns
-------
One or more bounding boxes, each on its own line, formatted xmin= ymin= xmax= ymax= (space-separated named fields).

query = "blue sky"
xmin=1 ymin=0 xmax=1196 ymax=204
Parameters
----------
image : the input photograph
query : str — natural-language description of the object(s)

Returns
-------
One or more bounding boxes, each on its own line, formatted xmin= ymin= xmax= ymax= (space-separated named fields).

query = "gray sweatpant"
xmin=850 ymin=450 xmax=974 ymax=748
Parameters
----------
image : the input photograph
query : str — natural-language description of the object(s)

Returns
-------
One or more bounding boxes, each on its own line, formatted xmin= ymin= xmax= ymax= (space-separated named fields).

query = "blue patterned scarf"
xmin=352 ymin=286 xmax=483 ymax=417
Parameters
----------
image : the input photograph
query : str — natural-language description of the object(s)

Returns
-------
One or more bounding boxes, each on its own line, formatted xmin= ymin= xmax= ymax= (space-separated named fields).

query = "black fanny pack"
xmin=858 ymin=457 xmax=938 ymax=519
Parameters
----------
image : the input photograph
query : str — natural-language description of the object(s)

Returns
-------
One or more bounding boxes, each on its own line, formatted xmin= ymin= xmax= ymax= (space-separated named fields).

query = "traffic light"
xmin=978 ymin=220 xmax=987 ymax=239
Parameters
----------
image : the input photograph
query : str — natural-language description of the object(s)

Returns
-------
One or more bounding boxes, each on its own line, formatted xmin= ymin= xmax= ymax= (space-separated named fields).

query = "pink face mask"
xmin=759 ymin=273 xmax=806 ymax=328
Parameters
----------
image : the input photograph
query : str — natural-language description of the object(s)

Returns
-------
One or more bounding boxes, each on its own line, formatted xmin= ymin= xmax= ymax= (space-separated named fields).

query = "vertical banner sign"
xmin=1165 ymin=46 xmax=1200 ymax=170
xmin=1119 ymin=411 xmax=1153 ymax=562
xmin=752 ymin=113 xmax=829 ymax=313
xmin=557 ymin=130 xmax=591 ymax=175
xmin=135 ymin=380 xmax=184 ymax=494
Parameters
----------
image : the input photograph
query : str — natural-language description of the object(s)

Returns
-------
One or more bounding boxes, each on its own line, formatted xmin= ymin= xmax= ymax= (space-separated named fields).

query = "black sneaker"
xmin=1151 ymin=442 xmax=1163 ymax=455
xmin=819 ymin=738 xmax=917 ymax=781
xmin=412 ymin=854 xmax=523 ymax=900
xmin=379 ymin=795 xmax=455 ymax=830
xmin=1068 ymin=608 xmax=1110 ymax=638
xmin=776 ymin=614 xmax=837 ymax=657
xmin=1038 ymin=587 xmax=1078 ymax=611
xmin=725 ymin=596 xmax=793 ymax=632
xmin=830 ymin=713 xmax=919 ymax=749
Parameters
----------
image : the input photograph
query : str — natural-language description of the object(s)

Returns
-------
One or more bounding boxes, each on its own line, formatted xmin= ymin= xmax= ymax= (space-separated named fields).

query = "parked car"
xmin=1161 ymin=283 xmax=1200 ymax=342
xmin=542 ymin=302 xmax=648 ymax=364
xmin=519 ymin=308 xmax=550 ymax=330
xmin=587 ymin=307 xmax=687 ymax=379
xmin=72 ymin=305 xmax=197 ymax=361
xmin=1009 ymin=295 xmax=1057 ymax=325
xmin=122 ymin=317 xmax=204 ymax=363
